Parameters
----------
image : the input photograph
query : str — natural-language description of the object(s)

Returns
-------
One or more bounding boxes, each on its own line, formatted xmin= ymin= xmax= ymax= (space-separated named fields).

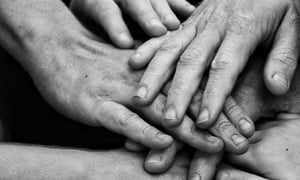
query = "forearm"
xmin=0 ymin=144 xmax=89 ymax=180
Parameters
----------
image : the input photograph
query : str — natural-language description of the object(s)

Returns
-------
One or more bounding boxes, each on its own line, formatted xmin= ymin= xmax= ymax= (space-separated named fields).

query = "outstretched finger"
xmin=136 ymin=94 xmax=224 ymax=153
xmin=117 ymin=0 xmax=167 ymax=37
xmin=198 ymin=33 xmax=259 ymax=129
xmin=81 ymin=0 xmax=133 ymax=48
xmin=224 ymin=97 xmax=255 ymax=138
xmin=210 ymin=113 xmax=249 ymax=154
xmin=134 ymin=25 xmax=197 ymax=106
xmin=163 ymin=28 xmax=221 ymax=127
xmin=94 ymin=101 xmax=173 ymax=149
xmin=264 ymin=5 xmax=300 ymax=95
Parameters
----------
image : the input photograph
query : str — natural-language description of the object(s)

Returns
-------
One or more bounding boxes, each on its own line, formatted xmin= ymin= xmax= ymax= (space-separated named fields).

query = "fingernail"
xmin=156 ymin=132 xmax=172 ymax=143
xmin=189 ymin=173 xmax=201 ymax=180
xmin=145 ymin=153 xmax=162 ymax=164
xmin=205 ymin=134 xmax=219 ymax=143
xmin=119 ymin=33 xmax=132 ymax=44
xmin=231 ymin=134 xmax=246 ymax=146
xmin=164 ymin=106 xmax=177 ymax=123
xmin=197 ymin=108 xmax=209 ymax=124
xmin=135 ymin=85 xmax=147 ymax=99
xmin=272 ymin=73 xmax=289 ymax=90
xmin=239 ymin=119 xmax=252 ymax=132
xmin=150 ymin=19 xmax=164 ymax=28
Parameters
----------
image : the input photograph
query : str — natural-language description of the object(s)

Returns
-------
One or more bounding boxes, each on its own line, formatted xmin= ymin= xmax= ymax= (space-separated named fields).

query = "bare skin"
xmin=130 ymin=0 xmax=300 ymax=130
xmin=217 ymin=114 xmax=300 ymax=180
xmin=70 ymin=0 xmax=195 ymax=48
xmin=141 ymin=53 xmax=300 ymax=179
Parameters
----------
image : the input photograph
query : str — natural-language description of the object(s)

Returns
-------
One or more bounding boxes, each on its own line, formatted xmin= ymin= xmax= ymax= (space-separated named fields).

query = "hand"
xmin=130 ymin=0 xmax=300 ymax=129
xmin=216 ymin=114 xmax=300 ymax=180
xmin=0 ymin=0 xmax=224 ymax=153
xmin=70 ymin=0 xmax=195 ymax=48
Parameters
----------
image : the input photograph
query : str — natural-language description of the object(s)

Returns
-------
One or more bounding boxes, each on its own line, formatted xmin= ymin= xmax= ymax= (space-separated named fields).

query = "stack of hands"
xmin=0 ymin=0 xmax=299 ymax=179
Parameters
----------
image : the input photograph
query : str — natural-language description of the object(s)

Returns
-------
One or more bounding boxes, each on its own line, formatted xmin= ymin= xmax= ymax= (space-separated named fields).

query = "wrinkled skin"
xmin=130 ymin=0 xmax=300 ymax=130
xmin=140 ymin=52 xmax=300 ymax=179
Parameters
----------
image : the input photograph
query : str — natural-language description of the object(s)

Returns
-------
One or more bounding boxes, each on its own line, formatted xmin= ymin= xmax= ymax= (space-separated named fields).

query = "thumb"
xmin=264 ymin=5 xmax=300 ymax=95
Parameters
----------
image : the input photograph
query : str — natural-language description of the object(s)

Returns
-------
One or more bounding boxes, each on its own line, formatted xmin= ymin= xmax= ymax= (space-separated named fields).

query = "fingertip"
xmin=265 ymin=72 xmax=290 ymax=95
xmin=196 ymin=108 xmax=214 ymax=129
xmin=115 ymin=33 xmax=134 ymax=48
xmin=162 ymin=106 xmax=182 ymax=127
xmin=162 ymin=14 xmax=181 ymax=30
xmin=155 ymin=132 xmax=174 ymax=147
xmin=133 ymin=85 xmax=150 ymax=106
xmin=129 ymin=53 xmax=143 ymax=69
xmin=147 ymin=19 xmax=168 ymax=37
xmin=226 ymin=135 xmax=249 ymax=155
xmin=238 ymin=119 xmax=255 ymax=138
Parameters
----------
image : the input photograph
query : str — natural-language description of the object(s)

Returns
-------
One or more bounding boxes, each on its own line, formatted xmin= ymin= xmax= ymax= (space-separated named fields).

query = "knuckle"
xmin=142 ymin=125 xmax=155 ymax=136
xmin=215 ymin=119 xmax=233 ymax=133
xmin=99 ymin=3 xmax=118 ymax=14
xmin=211 ymin=54 xmax=233 ymax=71
xmin=158 ymin=41 xmax=182 ymax=53
xmin=178 ymin=48 xmax=203 ymax=67
xmin=228 ymin=13 xmax=255 ymax=36
xmin=168 ymin=80 xmax=188 ymax=96
xmin=116 ymin=111 xmax=140 ymax=131
xmin=224 ymin=100 xmax=243 ymax=118
xmin=272 ymin=49 xmax=297 ymax=69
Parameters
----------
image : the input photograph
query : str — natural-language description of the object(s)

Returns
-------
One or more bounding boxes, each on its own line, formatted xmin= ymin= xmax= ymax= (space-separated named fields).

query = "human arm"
xmin=0 ymin=0 xmax=223 ymax=152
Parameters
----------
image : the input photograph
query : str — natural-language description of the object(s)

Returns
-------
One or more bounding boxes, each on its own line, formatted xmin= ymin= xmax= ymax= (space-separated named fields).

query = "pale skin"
xmin=131 ymin=0 xmax=300 ymax=130
xmin=70 ymin=0 xmax=195 ymax=48
xmin=0 ymin=0 xmax=224 ymax=178
xmin=0 ymin=0 xmax=299 ymax=179
xmin=139 ymin=53 xmax=300 ymax=179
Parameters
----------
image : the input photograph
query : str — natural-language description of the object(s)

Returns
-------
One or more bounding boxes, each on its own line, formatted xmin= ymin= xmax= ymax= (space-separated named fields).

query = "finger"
xmin=264 ymin=6 xmax=300 ymax=95
xmin=136 ymin=94 xmax=224 ymax=153
xmin=167 ymin=0 xmax=195 ymax=17
xmin=129 ymin=32 xmax=170 ymax=70
xmin=224 ymin=97 xmax=255 ymax=138
xmin=95 ymin=101 xmax=173 ymax=149
xmin=198 ymin=34 xmax=259 ymax=129
xmin=210 ymin=113 xmax=249 ymax=155
xmin=124 ymin=139 xmax=147 ymax=152
xmin=144 ymin=140 xmax=183 ymax=173
xmin=151 ymin=0 xmax=180 ymax=30
xmin=163 ymin=28 xmax=221 ymax=127
xmin=216 ymin=164 xmax=268 ymax=180
xmin=188 ymin=152 xmax=222 ymax=180
xmin=118 ymin=0 xmax=167 ymax=37
xmin=88 ymin=0 xmax=133 ymax=48
xmin=134 ymin=25 xmax=196 ymax=106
